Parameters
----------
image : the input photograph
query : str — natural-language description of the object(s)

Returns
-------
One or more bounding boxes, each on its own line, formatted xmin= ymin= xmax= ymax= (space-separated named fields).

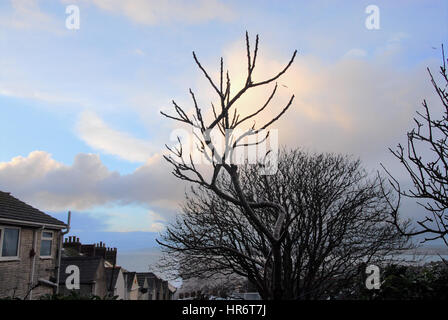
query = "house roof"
xmin=59 ymin=256 xmax=104 ymax=284
xmin=136 ymin=272 xmax=156 ymax=288
xmin=0 ymin=191 xmax=66 ymax=228
xmin=123 ymin=271 xmax=138 ymax=290
xmin=106 ymin=267 xmax=122 ymax=289
xmin=62 ymin=247 xmax=81 ymax=257
xmin=147 ymin=274 xmax=165 ymax=291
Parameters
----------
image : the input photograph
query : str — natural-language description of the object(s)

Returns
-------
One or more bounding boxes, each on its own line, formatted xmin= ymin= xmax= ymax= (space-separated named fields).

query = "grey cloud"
xmin=0 ymin=151 xmax=185 ymax=212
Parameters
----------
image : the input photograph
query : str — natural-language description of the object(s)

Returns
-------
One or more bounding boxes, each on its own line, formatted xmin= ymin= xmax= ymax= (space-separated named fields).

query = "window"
xmin=40 ymin=231 xmax=53 ymax=257
xmin=0 ymin=226 xmax=20 ymax=259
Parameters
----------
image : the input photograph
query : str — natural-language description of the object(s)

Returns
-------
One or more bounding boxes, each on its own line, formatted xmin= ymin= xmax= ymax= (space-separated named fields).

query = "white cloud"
xmin=103 ymin=209 xmax=166 ymax=232
xmin=0 ymin=151 xmax=184 ymax=212
xmin=63 ymin=0 xmax=234 ymax=25
xmin=204 ymin=38 xmax=436 ymax=166
xmin=76 ymin=110 xmax=156 ymax=163
xmin=0 ymin=85 xmax=79 ymax=105
xmin=134 ymin=49 xmax=145 ymax=56
xmin=344 ymin=48 xmax=367 ymax=58
xmin=1 ymin=0 xmax=59 ymax=31
xmin=388 ymin=32 xmax=410 ymax=44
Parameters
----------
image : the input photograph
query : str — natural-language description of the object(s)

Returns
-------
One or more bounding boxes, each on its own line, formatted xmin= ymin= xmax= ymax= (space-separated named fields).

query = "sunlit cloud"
xmin=76 ymin=111 xmax=156 ymax=163
xmin=0 ymin=151 xmax=184 ymax=212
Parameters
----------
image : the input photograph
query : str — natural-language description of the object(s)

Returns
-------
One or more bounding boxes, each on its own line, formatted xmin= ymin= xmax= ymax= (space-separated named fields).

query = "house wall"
xmin=138 ymin=279 xmax=149 ymax=300
xmin=93 ymin=262 xmax=108 ymax=297
xmin=149 ymin=286 xmax=156 ymax=300
xmin=114 ymin=270 xmax=125 ymax=300
xmin=0 ymin=226 xmax=61 ymax=299
xmin=126 ymin=274 xmax=140 ymax=300
xmin=128 ymin=288 xmax=139 ymax=300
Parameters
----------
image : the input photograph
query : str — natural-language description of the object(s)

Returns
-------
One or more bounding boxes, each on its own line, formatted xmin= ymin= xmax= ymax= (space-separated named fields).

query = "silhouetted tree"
xmin=383 ymin=45 xmax=448 ymax=246
xmin=159 ymin=32 xmax=297 ymax=299
xmin=159 ymin=150 xmax=411 ymax=299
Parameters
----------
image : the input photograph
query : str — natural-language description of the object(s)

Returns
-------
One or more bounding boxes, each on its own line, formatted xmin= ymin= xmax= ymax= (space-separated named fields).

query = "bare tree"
xmin=158 ymin=150 xmax=411 ymax=299
xmin=382 ymin=45 xmax=448 ymax=246
xmin=159 ymin=32 xmax=297 ymax=299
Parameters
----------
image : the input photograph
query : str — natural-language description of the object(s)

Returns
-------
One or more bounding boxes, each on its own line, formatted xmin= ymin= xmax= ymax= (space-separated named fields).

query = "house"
xmin=106 ymin=267 xmax=125 ymax=299
xmin=63 ymin=236 xmax=117 ymax=266
xmin=0 ymin=191 xmax=67 ymax=300
xmin=60 ymin=236 xmax=175 ymax=300
xmin=136 ymin=272 xmax=151 ymax=300
xmin=152 ymin=276 xmax=163 ymax=300
xmin=167 ymin=282 xmax=177 ymax=300
xmin=60 ymin=237 xmax=125 ymax=298
xmin=137 ymin=272 xmax=176 ymax=300
xmin=123 ymin=271 xmax=139 ymax=300
xmin=165 ymin=280 xmax=176 ymax=300
xmin=59 ymin=256 xmax=108 ymax=297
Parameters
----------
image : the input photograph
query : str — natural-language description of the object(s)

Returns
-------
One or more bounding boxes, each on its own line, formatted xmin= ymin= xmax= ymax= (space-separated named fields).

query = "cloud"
xmin=1 ymin=0 xmax=59 ymax=31
xmin=104 ymin=209 xmax=166 ymax=232
xmin=0 ymin=150 xmax=184 ymax=212
xmin=194 ymin=38 xmax=437 ymax=166
xmin=76 ymin=111 xmax=156 ymax=162
xmin=134 ymin=49 xmax=145 ymax=56
xmin=0 ymin=85 xmax=80 ymax=105
xmin=344 ymin=48 xmax=367 ymax=59
xmin=63 ymin=0 xmax=234 ymax=25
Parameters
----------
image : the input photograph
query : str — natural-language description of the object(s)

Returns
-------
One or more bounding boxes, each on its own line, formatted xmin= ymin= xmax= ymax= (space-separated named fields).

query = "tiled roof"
xmin=62 ymin=247 xmax=81 ymax=257
xmin=136 ymin=272 xmax=156 ymax=287
xmin=147 ymin=274 xmax=164 ymax=291
xmin=123 ymin=271 xmax=137 ymax=289
xmin=0 ymin=191 xmax=66 ymax=227
xmin=59 ymin=256 xmax=103 ymax=284
xmin=106 ymin=267 xmax=121 ymax=289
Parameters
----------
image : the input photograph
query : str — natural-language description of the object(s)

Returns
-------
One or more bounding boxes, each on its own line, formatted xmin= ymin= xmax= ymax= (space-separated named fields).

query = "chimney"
xmin=105 ymin=247 xmax=117 ymax=265
xmin=63 ymin=235 xmax=81 ymax=254
xmin=94 ymin=242 xmax=106 ymax=259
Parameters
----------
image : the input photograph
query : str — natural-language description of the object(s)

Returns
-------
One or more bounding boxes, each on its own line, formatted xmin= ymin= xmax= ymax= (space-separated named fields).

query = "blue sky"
xmin=0 ymin=1 xmax=447 ymax=269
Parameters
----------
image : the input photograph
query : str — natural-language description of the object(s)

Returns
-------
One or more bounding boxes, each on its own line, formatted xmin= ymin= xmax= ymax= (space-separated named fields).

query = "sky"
xmin=0 ymin=0 xmax=447 ymax=271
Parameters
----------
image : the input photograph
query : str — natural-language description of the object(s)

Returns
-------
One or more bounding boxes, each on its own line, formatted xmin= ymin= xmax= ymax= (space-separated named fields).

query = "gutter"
xmin=56 ymin=211 xmax=71 ymax=295
xmin=0 ymin=217 xmax=66 ymax=229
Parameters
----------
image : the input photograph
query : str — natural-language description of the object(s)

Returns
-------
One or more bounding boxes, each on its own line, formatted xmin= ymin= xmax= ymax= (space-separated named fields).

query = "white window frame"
xmin=0 ymin=226 xmax=21 ymax=261
xmin=40 ymin=230 xmax=54 ymax=259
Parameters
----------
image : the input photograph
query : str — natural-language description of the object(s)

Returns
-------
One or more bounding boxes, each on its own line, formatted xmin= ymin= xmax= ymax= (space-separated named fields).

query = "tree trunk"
xmin=272 ymin=242 xmax=283 ymax=299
